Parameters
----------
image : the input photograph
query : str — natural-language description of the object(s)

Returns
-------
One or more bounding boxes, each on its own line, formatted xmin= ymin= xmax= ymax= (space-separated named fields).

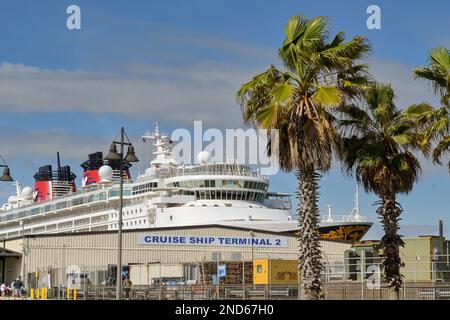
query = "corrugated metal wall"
xmin=9 ymin=226 xmax=350 ymax=276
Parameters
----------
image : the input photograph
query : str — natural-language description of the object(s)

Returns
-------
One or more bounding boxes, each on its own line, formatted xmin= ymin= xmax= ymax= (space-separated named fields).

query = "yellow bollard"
xmin=67 ymin=288 xmax=71 ymax=300
xmin=73 ymin=288 xmax=77 ymax=300
xmin=42 ymin=287 xmax=47 ymax=300
xmin=30 ymin=288 xmax=34 ymax=300
xmin=36 ymin=288 xmax=40 ymax=299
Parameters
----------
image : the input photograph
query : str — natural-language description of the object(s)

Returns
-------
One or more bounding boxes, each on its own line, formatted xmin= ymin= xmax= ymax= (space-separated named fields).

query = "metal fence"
xmin=16 ymin=251 xmax=450 ymax=300
xmin=23 ymin=283 xmax=450 ymax=300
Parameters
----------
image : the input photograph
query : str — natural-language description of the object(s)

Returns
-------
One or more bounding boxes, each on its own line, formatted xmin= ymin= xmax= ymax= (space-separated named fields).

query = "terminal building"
xmin=1 ymin=224 xmax=352 ymax=288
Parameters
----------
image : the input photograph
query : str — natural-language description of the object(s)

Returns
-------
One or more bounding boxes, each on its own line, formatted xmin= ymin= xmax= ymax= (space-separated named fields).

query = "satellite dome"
xmin=197 ymin=151 xmax=211 ymax=164
xmin=22 ymin=187 xmax=33 ymax=200
xmin=99 ymin=165 xmax=114 ymax=182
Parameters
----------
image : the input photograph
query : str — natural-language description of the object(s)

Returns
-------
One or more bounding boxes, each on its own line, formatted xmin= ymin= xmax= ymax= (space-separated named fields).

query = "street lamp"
xmin=0 ymin=156 xmax=13 ymax=182
xmin=20 ymin=221 xmax=26 ymax=290
xmin=0 ymin=156 xmax=13 ymax=283
xmin=249 ymin=231 xmax=255 ymax=289
xmin=104 ymin=127 xmax=139 ymax=300
xmin=249 ymin=231 xmax=255 ymax=263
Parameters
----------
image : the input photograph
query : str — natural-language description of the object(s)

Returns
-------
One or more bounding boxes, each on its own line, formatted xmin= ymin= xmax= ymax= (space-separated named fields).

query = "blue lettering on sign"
xmin=138 ymin=234 xmax=288 ymax=247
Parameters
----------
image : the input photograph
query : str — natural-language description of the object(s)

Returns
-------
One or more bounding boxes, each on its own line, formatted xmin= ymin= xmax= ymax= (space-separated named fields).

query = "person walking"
xmin=0 ymin=283 xmax=5 ymax=297
xmin=123 ymin=277 xmax=132 ymax=299
xmin=12 ymin=277 xmax=23 ymax=298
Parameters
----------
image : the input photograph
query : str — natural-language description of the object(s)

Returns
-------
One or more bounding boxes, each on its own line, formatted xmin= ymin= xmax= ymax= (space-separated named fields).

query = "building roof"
xmin=0 ymin=247 xmax=21 ymax=257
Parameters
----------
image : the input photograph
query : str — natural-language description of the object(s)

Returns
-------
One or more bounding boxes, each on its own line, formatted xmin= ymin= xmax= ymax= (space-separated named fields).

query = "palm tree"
xmin=339 ymin=83 xmax=430 ymax=300
xmin=237 ymin=15 xmax=371 ymax=299
xmin=413 ymin=47 xmax=450 ymax=165
xmin=414 ymin=47 xmax=449 ymax=108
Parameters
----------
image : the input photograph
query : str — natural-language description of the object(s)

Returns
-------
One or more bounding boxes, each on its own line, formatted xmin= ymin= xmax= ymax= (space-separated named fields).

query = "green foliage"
xmin=237 ymin=15 xmax=371 ymax=172
xmin=339 ymin=83 xmax=427 ymax=196
xmin=413 ymin=47 xmax=450 ymax=165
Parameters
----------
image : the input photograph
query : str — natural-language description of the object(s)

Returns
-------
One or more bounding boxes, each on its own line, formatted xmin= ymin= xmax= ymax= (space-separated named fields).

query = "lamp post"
xmin=0 ymin=157 xmax=13 ymax=285
xmin=20 ymin=221 xmax=26 ymax=290
xmin=104 ymin=127 xmax=139 ymax=300
xmin=249 ymin=231 xmax=255 ymax=290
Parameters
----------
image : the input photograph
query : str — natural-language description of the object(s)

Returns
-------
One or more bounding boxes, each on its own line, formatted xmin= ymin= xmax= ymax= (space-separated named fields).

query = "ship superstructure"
xmin=0 ymin=124 xmax=372 ymax=242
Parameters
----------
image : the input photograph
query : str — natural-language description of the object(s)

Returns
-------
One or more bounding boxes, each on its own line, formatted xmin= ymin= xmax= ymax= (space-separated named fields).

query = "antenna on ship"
xmin=326 ymin=204 xmax=333 ymax=222
xmin=141 ymin=121 xmax=177 ymax=170
xmin=353 ymin=183 xmax=362 ymax=222
xmin=13 ymin=180 xmax=23 ymax=198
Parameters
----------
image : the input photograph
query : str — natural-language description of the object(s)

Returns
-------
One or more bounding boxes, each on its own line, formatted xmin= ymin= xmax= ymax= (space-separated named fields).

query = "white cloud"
xmin=0 ymin=61 xmax=260 ymax=128
xmin=369 ymin=58 xmax=441 ymax=107
xmin=0 ymin=128 xmax=107 ymax=161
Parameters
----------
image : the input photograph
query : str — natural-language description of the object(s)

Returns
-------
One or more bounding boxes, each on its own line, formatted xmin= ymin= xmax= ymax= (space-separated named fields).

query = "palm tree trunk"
xmin=377 ymin=194 xmax=404 ymax=300
xmin=296 ymin=167 xmax=324 ymax=300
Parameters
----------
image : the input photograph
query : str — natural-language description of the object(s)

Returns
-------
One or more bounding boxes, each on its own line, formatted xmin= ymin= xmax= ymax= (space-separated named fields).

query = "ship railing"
xmin=321 ymin=214 xmax=369 ymax=223
xmin=139 ymin=165 xmax=267 ymax=181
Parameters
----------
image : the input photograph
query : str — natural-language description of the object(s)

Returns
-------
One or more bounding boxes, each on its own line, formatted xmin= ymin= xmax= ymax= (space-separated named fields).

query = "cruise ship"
xmin=0 ymin=124 xmax=372 ymax=243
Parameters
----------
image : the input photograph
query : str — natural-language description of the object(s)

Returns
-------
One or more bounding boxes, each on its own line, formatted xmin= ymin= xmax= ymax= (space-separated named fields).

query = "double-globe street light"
xmin=104 ymin=127 xmax=139 ymax=300
xmin=0 ymin=156 xmax=13 ymax=284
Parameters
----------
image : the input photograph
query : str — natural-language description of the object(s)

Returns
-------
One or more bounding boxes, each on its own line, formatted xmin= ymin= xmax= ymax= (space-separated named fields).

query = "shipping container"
xmin=129 ymin=263 xmax=184 ymax=285
xmin=253 ymin=259 xmax=298 ymax=285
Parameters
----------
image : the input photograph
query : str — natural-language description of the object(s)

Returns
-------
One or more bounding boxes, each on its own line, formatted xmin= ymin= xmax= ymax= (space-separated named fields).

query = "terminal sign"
xmin=138 ymin=234 xmax=288 ymax=248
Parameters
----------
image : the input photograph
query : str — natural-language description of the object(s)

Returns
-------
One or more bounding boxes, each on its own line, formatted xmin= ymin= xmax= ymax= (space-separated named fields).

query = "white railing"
xmin=321 ymin=215 xmax=369 ymax=223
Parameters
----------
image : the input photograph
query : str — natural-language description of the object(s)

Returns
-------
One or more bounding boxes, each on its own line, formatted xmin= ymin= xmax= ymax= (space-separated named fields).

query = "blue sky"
xmin=0 ymin=0 xmax=449 ymax=239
